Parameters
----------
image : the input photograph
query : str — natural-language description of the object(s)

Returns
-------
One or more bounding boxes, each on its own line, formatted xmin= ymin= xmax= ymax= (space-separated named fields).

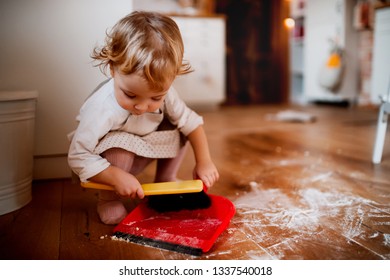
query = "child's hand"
xmin=193 ymin=160 xmax=219 ymax=188
xmin=113 ymin=171 xmax=145 ymax=199
xmin=91 ymin=166 xmax=145 ymax=199
xmin=187 ymin=125 xmax=219 ymax=188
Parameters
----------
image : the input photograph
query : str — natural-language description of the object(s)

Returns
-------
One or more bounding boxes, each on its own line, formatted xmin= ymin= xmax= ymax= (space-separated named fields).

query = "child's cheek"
xmin=117 ymin=97 xmax=133 ymax=111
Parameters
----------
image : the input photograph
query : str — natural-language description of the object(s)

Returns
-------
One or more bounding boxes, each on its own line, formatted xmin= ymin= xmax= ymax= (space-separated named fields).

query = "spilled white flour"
xmin=233 ymin=182 xmax=390 ymax=259
xmin=384 ymin=234 xmax=390 ymax=247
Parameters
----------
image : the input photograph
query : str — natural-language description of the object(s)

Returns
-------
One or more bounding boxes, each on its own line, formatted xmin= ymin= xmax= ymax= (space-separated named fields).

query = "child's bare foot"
xmin=97 ymin=190 xmax=127 ymax=224
xmin=97 ymin=200 xmax=127 ymax=225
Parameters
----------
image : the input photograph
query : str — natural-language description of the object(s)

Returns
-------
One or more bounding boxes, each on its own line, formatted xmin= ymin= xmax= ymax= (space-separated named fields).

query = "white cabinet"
xmin=172 ymin=16 xmax=226 ymax=109
xmin=371 ymin=6 xmax=390 ymax=104
xmin=131 ymin=0 xmax=226 ymax=109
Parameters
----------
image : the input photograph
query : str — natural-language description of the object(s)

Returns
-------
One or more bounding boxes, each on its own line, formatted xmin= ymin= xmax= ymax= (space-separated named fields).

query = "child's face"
xmin=111 ymin=69 xmax=171 ymax=115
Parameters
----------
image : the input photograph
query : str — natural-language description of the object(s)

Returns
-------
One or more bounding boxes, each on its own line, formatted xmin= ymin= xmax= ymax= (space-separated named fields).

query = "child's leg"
xmin=97 ymin=148 xmax=135 ymax=224
xmin=129 ymin=155 xmax=154 ymax=176
xmin=154 ymin=142 xmax=189 ymax=182
xmin=97 ymin=148 xmax=154 ymax=224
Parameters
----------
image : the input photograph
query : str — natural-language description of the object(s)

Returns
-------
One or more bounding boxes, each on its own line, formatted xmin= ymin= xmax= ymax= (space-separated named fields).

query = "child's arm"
xmin=89 ymin=166 xmax=145 ymax=199
xmin=187 ymin=125 xmax=219 ymax=188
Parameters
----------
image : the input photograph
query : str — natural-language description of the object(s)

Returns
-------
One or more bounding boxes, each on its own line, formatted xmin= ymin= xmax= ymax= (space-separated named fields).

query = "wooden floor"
xmin=1 ymin=104 xmax=390 ymax=260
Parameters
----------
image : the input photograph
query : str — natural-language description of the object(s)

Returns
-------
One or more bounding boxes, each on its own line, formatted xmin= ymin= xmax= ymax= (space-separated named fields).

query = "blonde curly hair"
xmin=92 ymin=11 xmax=192 ymax=91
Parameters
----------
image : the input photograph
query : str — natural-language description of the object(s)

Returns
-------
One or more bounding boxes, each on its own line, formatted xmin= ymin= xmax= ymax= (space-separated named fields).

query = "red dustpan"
xmin=112 ymin=194 xmax=235 ymax=256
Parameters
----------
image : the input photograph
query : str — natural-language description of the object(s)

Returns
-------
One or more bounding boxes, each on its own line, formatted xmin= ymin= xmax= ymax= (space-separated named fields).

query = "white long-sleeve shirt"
xmin=68 ymin=79 xmax=203 ymax=182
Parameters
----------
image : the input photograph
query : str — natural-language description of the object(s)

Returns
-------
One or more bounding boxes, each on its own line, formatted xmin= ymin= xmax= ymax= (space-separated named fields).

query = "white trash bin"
xmin=0 ymin=91 xmax=38 ymax=215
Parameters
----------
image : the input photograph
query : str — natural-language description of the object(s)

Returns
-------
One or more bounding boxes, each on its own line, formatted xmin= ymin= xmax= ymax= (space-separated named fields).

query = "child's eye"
xmin=120 ymin=88 xmax=136 ymax=99
xmin=124 ymin=92 xmax=136 ymax=99
xmin=152 ymin=97 xmax=163 ymax=101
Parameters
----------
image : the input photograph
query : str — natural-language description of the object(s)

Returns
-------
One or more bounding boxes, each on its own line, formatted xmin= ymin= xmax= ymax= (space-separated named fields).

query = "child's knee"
xmin=101 ymin=148 xmax=136 ymax=172
xmin=130 ymin=156 xmax=153 ymax=175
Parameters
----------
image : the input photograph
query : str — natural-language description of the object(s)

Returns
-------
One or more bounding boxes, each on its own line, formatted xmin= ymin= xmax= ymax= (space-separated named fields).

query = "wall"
xmin=0 ymin=0 xmax=132 ymax=179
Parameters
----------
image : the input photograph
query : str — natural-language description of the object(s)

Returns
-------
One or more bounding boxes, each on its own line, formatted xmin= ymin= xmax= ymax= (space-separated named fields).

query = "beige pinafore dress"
xmin=93 ymin=110 xmax=185 ymax=159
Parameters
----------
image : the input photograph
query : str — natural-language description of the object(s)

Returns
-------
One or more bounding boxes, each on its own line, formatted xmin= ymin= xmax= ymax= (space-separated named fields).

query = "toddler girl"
xmin=68 ymin=11 xmax=219 ymax=224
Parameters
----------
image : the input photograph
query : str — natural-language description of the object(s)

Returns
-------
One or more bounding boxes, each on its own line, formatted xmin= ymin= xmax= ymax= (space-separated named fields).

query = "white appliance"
xmin=371 ymin=6 xmax=390 ymax=104
xmin=304 ymin=0 xmax=359 ymax=104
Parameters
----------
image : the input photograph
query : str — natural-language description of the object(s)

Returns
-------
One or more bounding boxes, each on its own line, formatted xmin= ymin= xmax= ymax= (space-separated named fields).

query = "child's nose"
xmin=134 ymin=103 xmax=147 ymax=111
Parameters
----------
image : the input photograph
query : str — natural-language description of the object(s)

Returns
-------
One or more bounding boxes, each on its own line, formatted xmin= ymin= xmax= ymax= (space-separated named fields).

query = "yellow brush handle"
xmin=80 ymin=179 xmax=203 ymax=195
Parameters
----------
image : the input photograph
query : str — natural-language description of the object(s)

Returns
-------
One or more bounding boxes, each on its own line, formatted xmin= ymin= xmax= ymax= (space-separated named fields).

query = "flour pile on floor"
xmin=232 ymin=177 xmax=390 ymax=259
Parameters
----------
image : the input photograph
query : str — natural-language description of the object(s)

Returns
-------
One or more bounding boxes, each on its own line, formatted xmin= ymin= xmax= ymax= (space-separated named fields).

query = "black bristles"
xmin=147 ymin=190 xmax=211 ymax=212
xmin=113 ymin=231 xmax=203 ymax=256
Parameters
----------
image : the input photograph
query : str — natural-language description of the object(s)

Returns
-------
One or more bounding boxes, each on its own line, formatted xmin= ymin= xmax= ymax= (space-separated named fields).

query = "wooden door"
xmin=216 ymin=0 xmax=290 ymax=105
